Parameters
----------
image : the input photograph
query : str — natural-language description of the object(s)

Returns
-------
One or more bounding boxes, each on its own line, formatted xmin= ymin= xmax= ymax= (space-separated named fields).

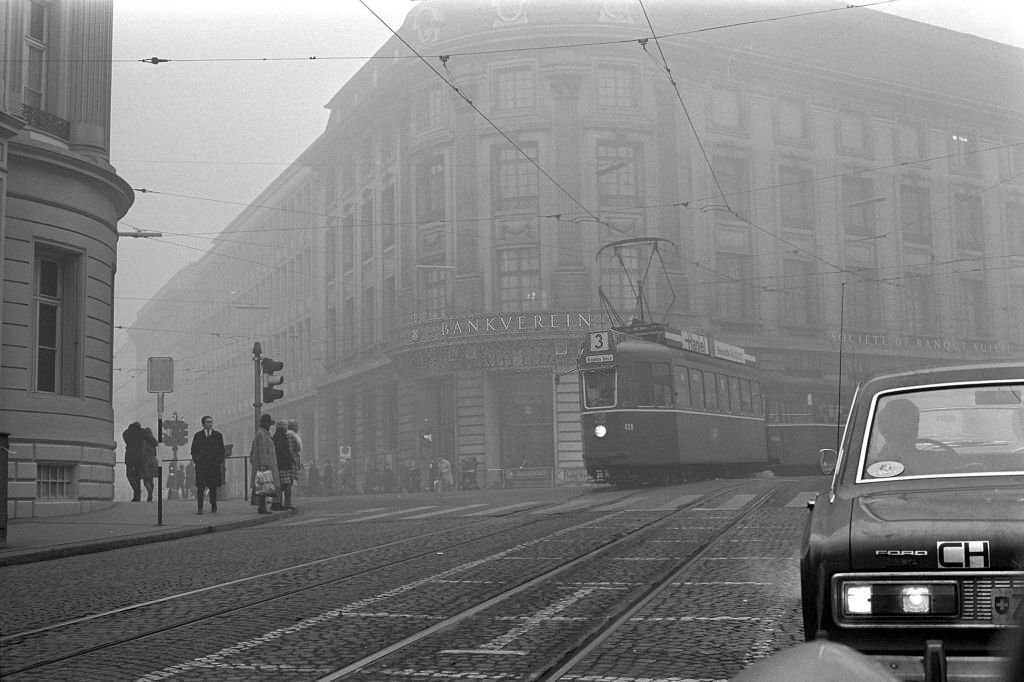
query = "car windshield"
xmin=860 ymin=383 xmax=1024 ymax=480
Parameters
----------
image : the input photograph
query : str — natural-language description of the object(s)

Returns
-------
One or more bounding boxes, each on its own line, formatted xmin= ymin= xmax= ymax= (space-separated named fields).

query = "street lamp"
xmin=117 ymin=229 xmax=163 ymax=238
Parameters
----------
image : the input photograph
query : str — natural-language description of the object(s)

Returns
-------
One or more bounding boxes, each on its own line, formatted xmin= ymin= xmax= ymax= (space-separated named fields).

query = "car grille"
xmin=961 ymin=575 xmax=1024 ymax=623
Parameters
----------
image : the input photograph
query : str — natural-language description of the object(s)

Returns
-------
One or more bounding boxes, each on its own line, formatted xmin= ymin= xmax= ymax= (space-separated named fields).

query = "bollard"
xmin=157 ymin=466 xmax=163 ymax=526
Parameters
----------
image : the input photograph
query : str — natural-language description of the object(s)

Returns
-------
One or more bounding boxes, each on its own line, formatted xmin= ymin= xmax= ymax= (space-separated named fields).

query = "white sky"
xmin=109 ymin=0 xmax=1024 ymax=356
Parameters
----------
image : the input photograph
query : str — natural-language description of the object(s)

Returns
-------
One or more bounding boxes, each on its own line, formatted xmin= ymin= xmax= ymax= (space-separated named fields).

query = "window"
xmin=24 ymin=1 xmax=48 ymax=110
xmin=494 ymin=143 xmax=538 ymax=212
xmin=583 ymin=369 xmax=615 ymax=408
xmin=689 ymin=369 xmax=705 ymax=410
xmin=382 ymin=276 xmax=396 ymax=337
xmin=950 ymin=130 xmax=978 ymax=172
xmin=494 ymin=66 xmax=535 ymax=111
xmin=954 ymin=191 xmax=984 ymax=251
xmin=676 ymin=366 xmax=691 ymax=408
xmin=34 ymin=246 xmax=80 ymax=395
xmin=381 ymin=184 xmax=395 ymax=250
xmin=416 ymin=156 xmax=446 ymax=223
xmin=37 ymin=463 xmax=73 ymax=499
xmin=416 ymin=86 xmax=444 ymax=130
xmin=601 ymin=248 xmax=639 ymax=315
xmin=341 ymin=210 xmax=355 ymax=272
xmin=360 ymin=191 xmax=374 ymax=261
xmin=704 ymin=372 xmax=719 ymax=411
xmin=904 ymin=273 xmax=936 ymax=335
xmin=422 ymin=268 xmax=447 ymax=320
xmin=710 ymin=87 xmax=743 ymax=130
xmin=596 ymin=142 xmax=640 ymax=209
xmin=781 ymin=258 xmax=820 ymax=327
xmin=361 ymin=287 xmax=375 ymax=347
xmin=652 ymin=362 xmax=673 ymax=407
xmin=362 ymin=388 xmax=377 ymax=453
xmin=740 ymin=380 xmax=752 ymax=415
xmin=957 ymin=279 xmax=988 ymax=338
xmin=838 ymin=111 xmax=869 ymax=155
xmin=842 ymin=175 xmax=877 ymax=237
xmin=634 ymin=361 xmax=653 ymax=406
xmin=342 ymin=297 xmax=355 ymax=355
xmin=729 ymin=376 xmax=742 ymax=413
xmin=1007 ymin=201 xmax=1024 ymax=256
xmin=716 ymin=252 xmax=756 ymax=321
xmin=776 ymin=97 xmax=807 ymax=142
xmin=597 ymin=65 xmax=637 ymax=108
xmin=497 ymin=247 xmax=540 ymax=311
xmin=846 ymin=269 xmax=883 ymax=330
xmin=899 ymin=184 xmax=932 ymax=245
xmin=713 ymin=154 xmax=750 ymax=218
xmin=895 ymin=121 xmax=926 ymax=163
xmin=717 ymin=374 xmax=730 ymax=412
xmin=779 ymin=165 xmax=815 ymax=231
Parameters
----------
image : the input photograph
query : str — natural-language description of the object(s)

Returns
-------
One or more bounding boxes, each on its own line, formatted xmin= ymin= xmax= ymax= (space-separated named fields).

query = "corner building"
xmin=125 ymin=1 xmax=1023 ymax=491
xmin=1 ymin=0 xmax=134 ymax=517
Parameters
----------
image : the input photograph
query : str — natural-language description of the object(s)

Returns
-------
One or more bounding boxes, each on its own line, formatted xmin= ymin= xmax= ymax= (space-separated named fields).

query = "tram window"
xmin=690 ymin=369 xmax=705 ymax=409
xmin=740 ymin=379 xmax=752 ymax=414
xmin=634 ymin=361 xmax=653 ymax=405
xmin=653 ymin=362 xmax=673 ymax=407
xmin=583 ymin=369 xmax=615 ymax=408
xmin=705 ymin=371 xmax=719 ymax=411
xmin=618 ymin=363 xmax=633 ymax=406
xmin=717 ymin=374 xmax=730 ymax=412
xmin=729 ymin=376 xmax=742 ymax=413
xmin=752 ymin=381 xmax=763 ymax=417
xmin=676 ymin=366 xmax=691 ymax=408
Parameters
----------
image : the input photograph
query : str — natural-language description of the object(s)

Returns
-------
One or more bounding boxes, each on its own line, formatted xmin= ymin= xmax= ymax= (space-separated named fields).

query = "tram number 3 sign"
xmin=588 ymin=331 xmax=612 ymax=353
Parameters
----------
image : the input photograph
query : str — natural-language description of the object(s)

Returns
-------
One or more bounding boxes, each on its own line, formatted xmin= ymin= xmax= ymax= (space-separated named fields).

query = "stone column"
xmin=66 ymin=0 xmax=114 ymax=160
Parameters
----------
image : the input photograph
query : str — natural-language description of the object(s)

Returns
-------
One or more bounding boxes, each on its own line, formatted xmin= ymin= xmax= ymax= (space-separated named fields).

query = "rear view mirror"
xmin=819 ymin=448 xmax=838 ymax=476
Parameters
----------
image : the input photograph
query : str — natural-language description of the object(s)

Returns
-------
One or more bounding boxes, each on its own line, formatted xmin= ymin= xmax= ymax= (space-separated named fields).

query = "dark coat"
xmin=123 ymin=424 xmax=145 ymax=479
xmin=190 ymin=429 xmax=226 ymax=488
xmin=140 ymin=428 xmax=159 ymax=479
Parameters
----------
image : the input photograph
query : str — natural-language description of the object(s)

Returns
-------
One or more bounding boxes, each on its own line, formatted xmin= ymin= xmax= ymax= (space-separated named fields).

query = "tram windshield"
xmin=583 ymin=369 xmax=615 ymax=408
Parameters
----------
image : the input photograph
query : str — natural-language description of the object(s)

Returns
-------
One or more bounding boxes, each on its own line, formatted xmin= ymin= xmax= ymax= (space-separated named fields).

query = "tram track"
xmin=2 ymin=480 xmax=792 ymax=680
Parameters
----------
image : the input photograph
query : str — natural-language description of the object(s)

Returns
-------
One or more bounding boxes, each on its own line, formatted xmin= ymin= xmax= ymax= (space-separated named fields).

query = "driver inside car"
xmin=873 ymin=397 xmax=921 ymax=462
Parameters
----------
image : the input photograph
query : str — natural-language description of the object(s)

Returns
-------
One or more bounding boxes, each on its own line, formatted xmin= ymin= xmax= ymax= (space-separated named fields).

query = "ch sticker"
xmin=936 ymin=541 xmax=990 ymax=569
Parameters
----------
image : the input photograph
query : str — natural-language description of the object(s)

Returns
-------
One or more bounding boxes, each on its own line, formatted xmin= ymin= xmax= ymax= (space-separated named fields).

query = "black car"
xmin=800 ymin=363 xmax=1024 ymax=682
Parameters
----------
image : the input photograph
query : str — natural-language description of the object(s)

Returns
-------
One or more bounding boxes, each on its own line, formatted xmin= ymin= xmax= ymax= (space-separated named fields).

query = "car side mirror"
xmin=819 ymin=448 xmax=838 ymax=476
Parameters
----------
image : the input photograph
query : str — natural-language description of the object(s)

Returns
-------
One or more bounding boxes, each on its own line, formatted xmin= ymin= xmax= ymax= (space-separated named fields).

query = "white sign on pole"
xmin=147 ymin=356 xmax=174 ymax=393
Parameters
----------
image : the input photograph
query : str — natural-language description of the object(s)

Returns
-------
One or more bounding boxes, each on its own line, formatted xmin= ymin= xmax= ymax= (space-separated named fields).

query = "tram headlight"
xmin=594 ymin=424 xmax=608 ymax=438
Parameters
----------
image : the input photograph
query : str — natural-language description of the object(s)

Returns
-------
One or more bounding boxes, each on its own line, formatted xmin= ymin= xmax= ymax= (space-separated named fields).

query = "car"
xmin=800 ymin=362 xmax=1024 ymax=682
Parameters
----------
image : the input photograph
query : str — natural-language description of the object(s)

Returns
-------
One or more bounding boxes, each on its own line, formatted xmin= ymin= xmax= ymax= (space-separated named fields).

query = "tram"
xmin=577 ymin=324 xmax=771 ymax=485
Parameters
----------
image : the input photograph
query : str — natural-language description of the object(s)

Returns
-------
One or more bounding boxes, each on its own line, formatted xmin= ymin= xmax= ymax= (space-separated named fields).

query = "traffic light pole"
xmin=253 ymin=342 xmax=263 ymax=437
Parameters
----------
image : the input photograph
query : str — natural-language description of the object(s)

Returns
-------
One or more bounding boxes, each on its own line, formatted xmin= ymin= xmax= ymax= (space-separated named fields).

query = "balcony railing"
xmin=22 ymin=104 xmax=70 ymax=141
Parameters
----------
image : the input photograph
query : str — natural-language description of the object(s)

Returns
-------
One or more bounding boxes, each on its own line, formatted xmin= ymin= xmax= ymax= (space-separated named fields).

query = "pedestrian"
xmin=429 ymin=457 xmax=440 ymax=492
xmin=140 ymin=426 xmax=159 ymax=502
xmin=460 ymin=456 xmax=479 ymax=490
xmin=438 ymin=454 xmax=454 ymax=492
xmin=406 ymin=459 xmax=421 ymax=493
xmin=272 ymin=420 xmax=294 ymax=510
xmin=323 ymin=461 xmax=335 ymax=496
xmin=307 ymin=461 xmax=321 ymax=496
xmin=166 ymin=463 xmax=178 ymax=500
xmin=185 ymin=460 xmax=195 ymax=498
xmin=177 ymin=464 xmax=187 ymax=500
xmin=249 ymin=413 xmax=278 ymax=514
xmin=122 ymin=422 xmax=145 ymax=501
xmin=286 ymin=419 xmax=302 ymax=501
xmin=190 ymin=415 xmax=226 ymax=515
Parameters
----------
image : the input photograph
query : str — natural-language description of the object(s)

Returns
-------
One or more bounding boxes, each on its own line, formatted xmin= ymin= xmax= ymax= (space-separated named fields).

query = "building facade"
xmin=1 ymin=0 xmax=134 ymax=518
xmin=123 ymin=1 xmax=1023 ymax=492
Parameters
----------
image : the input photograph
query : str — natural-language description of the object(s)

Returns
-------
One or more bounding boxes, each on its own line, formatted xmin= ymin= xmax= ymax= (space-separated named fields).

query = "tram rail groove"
xmin=535 ymin=482 xmax=797 ymax=681
xmin=313 ymin=480 xmax=785 ymax=681
xmin=1 ymin=488 xmax=650 ymax=644
xmin=1 ymin=480 xmax=770 ymax=679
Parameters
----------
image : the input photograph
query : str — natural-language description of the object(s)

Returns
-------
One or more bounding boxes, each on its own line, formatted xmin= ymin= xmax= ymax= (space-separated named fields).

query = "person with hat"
xmin=250 ymin=413 xmax=278 ymax=514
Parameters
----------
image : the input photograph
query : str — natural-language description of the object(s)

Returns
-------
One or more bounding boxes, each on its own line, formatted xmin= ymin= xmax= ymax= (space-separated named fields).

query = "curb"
xmin=0 ymin=508 xmax=295 ymax=568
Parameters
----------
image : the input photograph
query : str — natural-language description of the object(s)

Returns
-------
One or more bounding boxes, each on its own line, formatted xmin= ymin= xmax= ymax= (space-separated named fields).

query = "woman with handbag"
xmin=140 ymin=426 xmax=159 ymax=502
xmin=249 ymin=413 xmax=278 ymax=514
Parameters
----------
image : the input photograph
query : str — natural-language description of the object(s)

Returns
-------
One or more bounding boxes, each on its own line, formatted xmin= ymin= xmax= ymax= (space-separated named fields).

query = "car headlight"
xmin=594 ymin=424 xmax=607 ymax=438
xmin=841 ymin=581 xmax=958 ymax=617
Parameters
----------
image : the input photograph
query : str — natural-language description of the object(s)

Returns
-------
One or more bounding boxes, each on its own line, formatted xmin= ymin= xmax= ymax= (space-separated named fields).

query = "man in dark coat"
xmin=122 ymin=422 xmax=145 ymax=501
xmin=190 ymin=415 xmax=226 ymax=514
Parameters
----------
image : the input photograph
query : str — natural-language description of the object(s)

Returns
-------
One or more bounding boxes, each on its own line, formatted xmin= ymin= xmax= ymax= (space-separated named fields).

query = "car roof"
xmin=859 ymin=362 xmax=1024 ymax=394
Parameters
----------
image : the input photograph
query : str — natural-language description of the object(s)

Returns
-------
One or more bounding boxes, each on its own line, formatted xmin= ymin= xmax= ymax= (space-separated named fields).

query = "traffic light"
xmin=261 ymin=357 xmax=284 ymax=404
xmin=162 ymin=419 xmax=189 ymax=447
xmin=178 ymin=420 xmax=189 ymax=446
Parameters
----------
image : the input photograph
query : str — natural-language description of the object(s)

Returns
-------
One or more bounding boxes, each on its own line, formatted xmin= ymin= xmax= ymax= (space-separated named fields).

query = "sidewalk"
xmin=0 ymin=497 xmax=294 ymax=567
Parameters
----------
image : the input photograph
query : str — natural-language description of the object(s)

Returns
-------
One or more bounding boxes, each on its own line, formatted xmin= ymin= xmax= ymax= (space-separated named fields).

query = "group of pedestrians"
xmin=249 ymin=413 xmax=302 ymax=514
xmin=122 ymin=422 xmax=159 ymax=502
